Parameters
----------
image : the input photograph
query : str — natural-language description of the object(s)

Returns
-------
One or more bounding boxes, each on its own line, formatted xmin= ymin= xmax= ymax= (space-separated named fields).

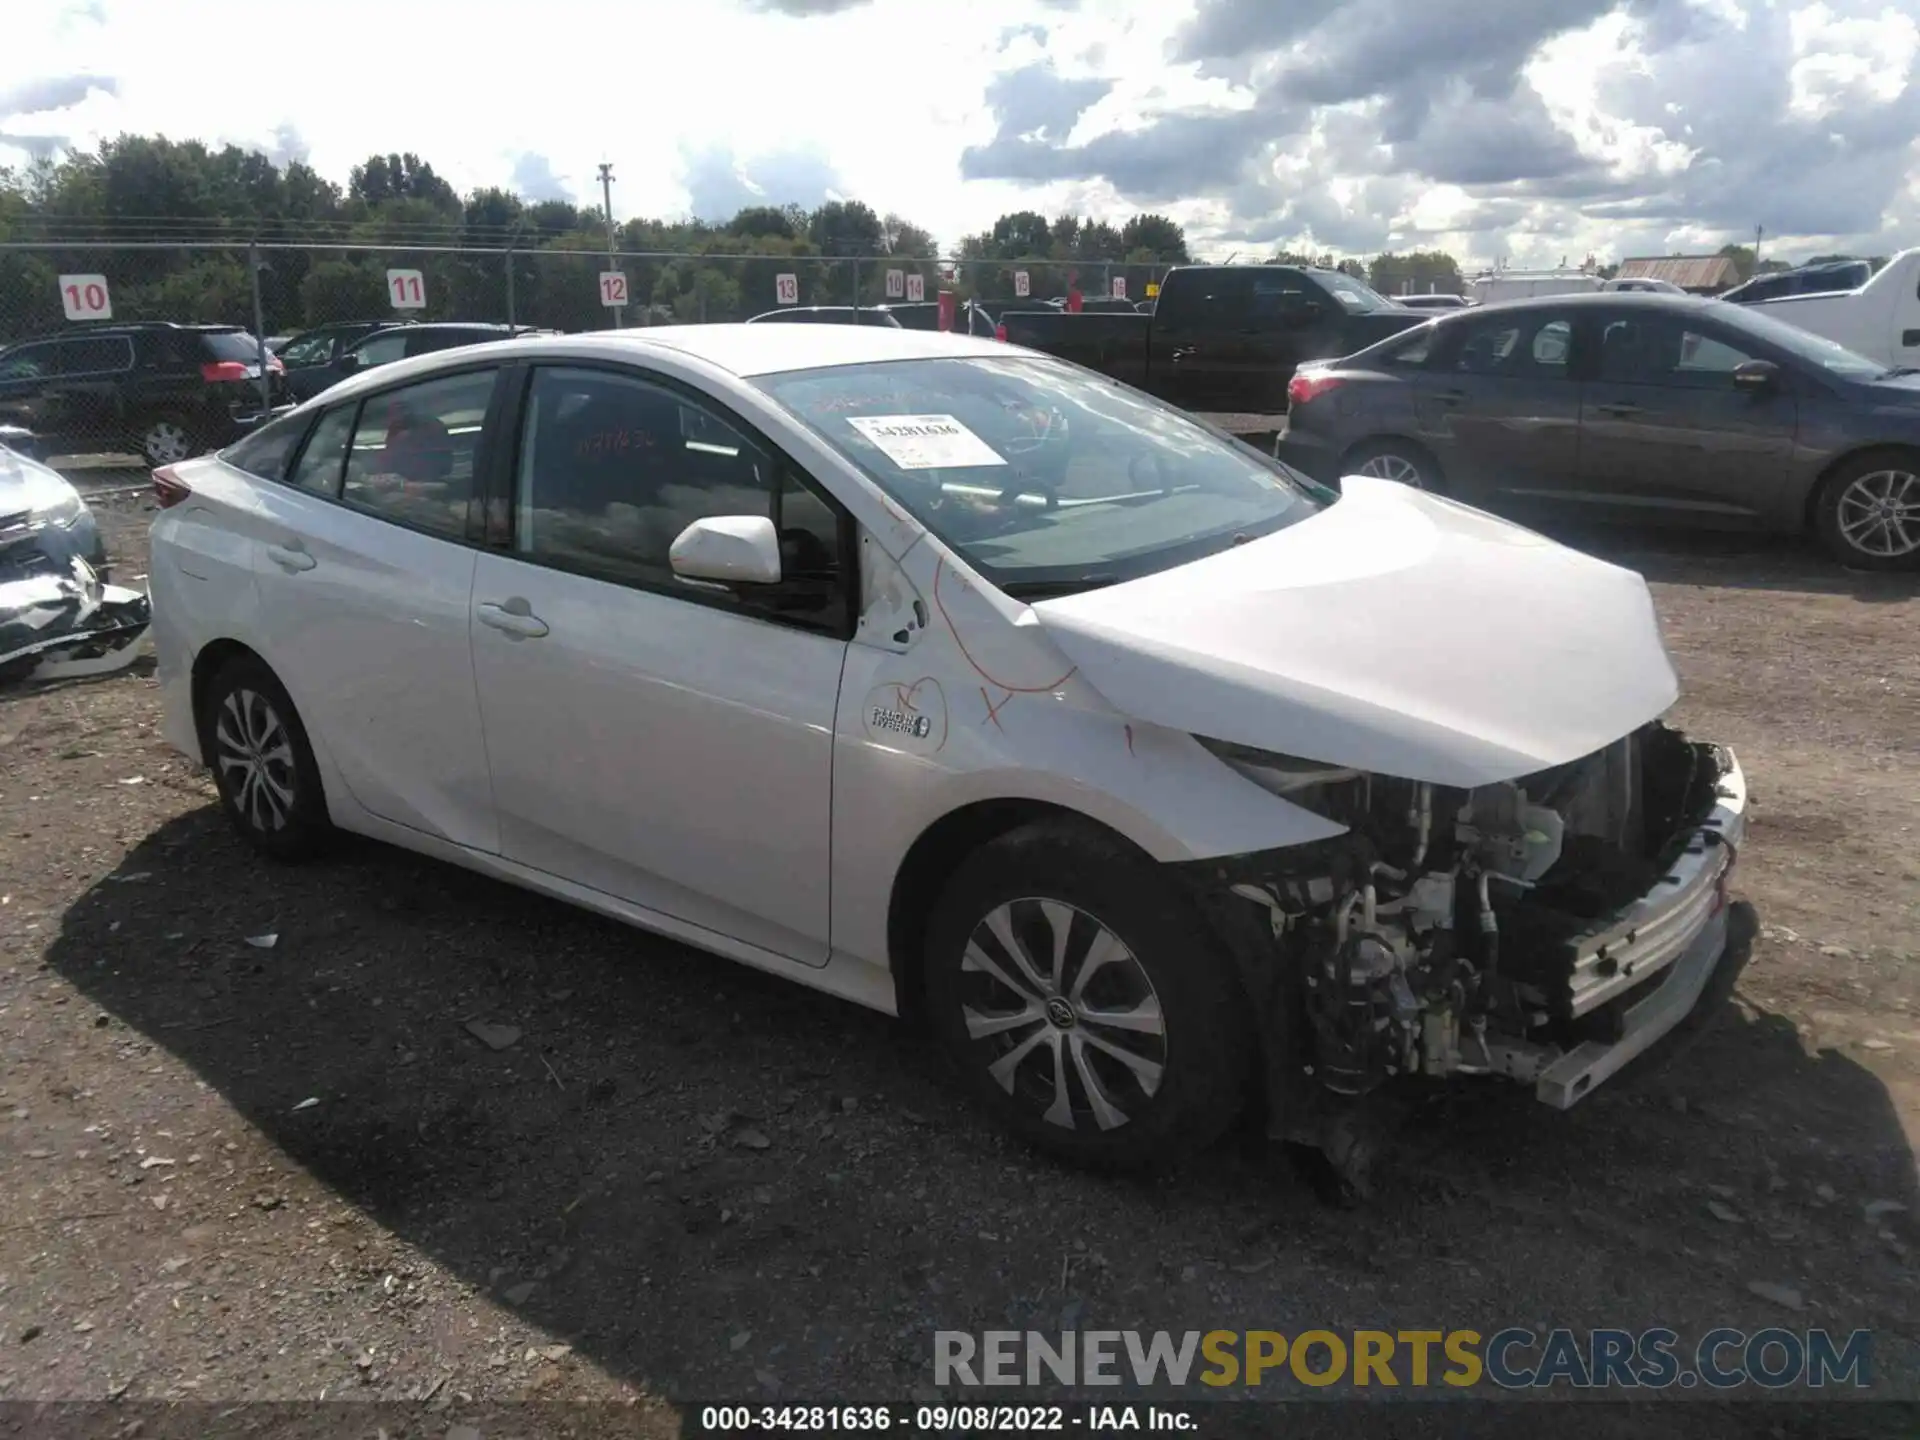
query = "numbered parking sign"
xmin=59 ymin=274 xmax=112 ymax=321
xmin=905 ymin=273 xmax=925 ymax=303
xmin=885 ymin=269 xmax=904 ymax=299
xmin=775 ymin=273 xmax=799 ymax=305
xmin=1111 ymin=276 xmax=1127 ymax=300
xmin=387 ymin=268 xmax=426 ymax=310
xmin=600 ymin=271 xmax=629 ymax=308
xmin=1013 ymin=270 xmax=1030 ymax=298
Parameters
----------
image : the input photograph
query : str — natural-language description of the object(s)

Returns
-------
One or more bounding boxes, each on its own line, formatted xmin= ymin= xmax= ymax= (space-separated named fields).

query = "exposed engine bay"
xmin=1187 ymin=721 xmax=1741 ymax=1140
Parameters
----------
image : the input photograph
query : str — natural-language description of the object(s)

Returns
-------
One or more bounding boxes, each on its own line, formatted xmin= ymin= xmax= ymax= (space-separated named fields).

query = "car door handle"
xmin=1595 ymin=401 xmax=1644 ymax=417
xmin=1170 ymin=347 xmax=1196 ymax=362
xmin=265 ymin=543 xmax=316 ymax=573
xmin=477 ymin=600 xmax=549 ymax=639
xmin=1434 ymin=389 xmax=1467 ymax=406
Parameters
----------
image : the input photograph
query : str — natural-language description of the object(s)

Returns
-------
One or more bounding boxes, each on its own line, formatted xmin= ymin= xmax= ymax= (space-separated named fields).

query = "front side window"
xmin=1598 ymin=315 xmax=1762 ymax=388
xmin=278 ymin=333 xmax=335 ymax=368
xmin=0 ymin=343 xmax=54 ymax=381
xmin=755 ymin=354 xmax=1321 ymax=592
xmin=339 ymin=370 xmax=494 ymax=537
xmin=513 ymin=366 xmax=772 ymax=585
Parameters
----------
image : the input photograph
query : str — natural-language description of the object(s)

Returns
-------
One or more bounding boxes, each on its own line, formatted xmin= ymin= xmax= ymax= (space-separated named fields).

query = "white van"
xmin=1467 ymin=271 xmax=1603 ymax=305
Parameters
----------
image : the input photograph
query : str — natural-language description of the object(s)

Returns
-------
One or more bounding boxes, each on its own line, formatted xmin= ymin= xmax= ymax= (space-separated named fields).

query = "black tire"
xmin=196 ymin=654 xmax=332 ymax=862
xmin=1340 ymin=438 xmax=1441 ymax=492
xmin=923 ymin=819 xmax=1255 ymax=1171
xmin=136 ymin=413 xmax=200 ymax=468
xmin=1812 ymin=451 xmax=1920 ymax=572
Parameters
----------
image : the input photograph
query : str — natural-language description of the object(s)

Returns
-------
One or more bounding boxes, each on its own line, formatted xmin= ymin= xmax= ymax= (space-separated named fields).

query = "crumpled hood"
xmin=0 ymin=446 xmax=79 ymax=516
xmin=1031 ymin=477 xmax=1679 ymax=788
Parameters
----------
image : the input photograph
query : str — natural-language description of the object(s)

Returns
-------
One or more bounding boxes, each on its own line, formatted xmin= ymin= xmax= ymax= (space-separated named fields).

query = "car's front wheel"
xmin=1814 ymin=451 xmax=1920 ymax=571
xmin=196 ymin=655 xmax=332 ymax=861
xmin=923 ymin=819 xmax=1254 ymax=1171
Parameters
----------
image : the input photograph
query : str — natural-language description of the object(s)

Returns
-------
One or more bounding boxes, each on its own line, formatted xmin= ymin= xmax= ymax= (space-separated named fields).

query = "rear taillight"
xmin=200 ymin=360 xmax=250 ymax=382
xmin=152 ymin=466 xmax=192 ymax=508
xmin=1288 ymin=371 xmax=1343 ymax=406
xmin=995 ymin=323 xmax=1008 ymax=343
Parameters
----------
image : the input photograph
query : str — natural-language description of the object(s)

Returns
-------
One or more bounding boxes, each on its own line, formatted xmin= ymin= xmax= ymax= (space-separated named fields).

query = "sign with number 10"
xmin=59 ymin=274 xmax=112 ymax=321
xmin=387 ymin=269 xmax=426 ymax=310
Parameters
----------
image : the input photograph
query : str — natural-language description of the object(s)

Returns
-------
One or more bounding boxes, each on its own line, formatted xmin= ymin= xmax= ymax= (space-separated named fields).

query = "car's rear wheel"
xmin=1342 ymin=438 xmax=1440 ymax=492
xmin=197 ymin=655 xmax=332 ymax=861
xmin=138 ymin=414 xmax=198 ymax=467
xmin=1814 ymin=452 xmax=1920 ymax=571
xmin=922 ymin=819 xmax=1254 ymax=1171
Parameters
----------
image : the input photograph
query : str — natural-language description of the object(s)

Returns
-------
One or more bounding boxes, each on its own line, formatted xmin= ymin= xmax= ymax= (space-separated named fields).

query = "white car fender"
xmin=826 ymin=536 xmax=1346 ymax=980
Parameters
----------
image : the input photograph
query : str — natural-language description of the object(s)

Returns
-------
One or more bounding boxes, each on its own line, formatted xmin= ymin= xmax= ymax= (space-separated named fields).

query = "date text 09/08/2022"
xmin=693 ymin=1405 xmax=1195 ymax=1434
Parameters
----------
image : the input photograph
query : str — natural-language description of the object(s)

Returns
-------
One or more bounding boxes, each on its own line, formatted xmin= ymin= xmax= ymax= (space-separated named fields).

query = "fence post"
xmin=248 ymin=240 xmax=271 ymax=415
xmin=504 ymin=241 xmax=517 ymax=327
xmin=850 ymin=257 xmax=860 ymax=319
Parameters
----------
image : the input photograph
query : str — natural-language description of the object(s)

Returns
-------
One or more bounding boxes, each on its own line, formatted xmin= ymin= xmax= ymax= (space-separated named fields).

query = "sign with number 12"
xmin=387 ymin=269 xmax=426 ymax=310
xmin=600 ymin=272 xmax=629 ymax=307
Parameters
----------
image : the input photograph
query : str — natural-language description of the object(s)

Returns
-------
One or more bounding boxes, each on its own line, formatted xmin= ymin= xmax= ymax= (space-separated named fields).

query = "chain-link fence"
xmin=0 ymin=241 xmax=1175 ymax=460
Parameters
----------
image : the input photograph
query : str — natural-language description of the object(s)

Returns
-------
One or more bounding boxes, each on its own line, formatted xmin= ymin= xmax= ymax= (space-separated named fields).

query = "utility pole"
xmin=1753 ymin=223 xmax=1765 ymax=271
xmin=598 ymin=161 xmax=624 ymax=329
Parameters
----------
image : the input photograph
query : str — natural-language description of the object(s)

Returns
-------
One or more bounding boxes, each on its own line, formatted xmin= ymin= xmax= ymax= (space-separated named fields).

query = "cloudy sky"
xmin=3 ymin=0 xmax=1917 ymax=266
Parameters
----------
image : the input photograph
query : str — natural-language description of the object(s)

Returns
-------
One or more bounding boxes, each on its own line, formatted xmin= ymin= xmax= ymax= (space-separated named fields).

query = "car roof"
xmin=315 ymin=323 xmax=1009 ymax=401
xmin=1448 ymin=292 xmax=1717 ymax=314
xmin=603 ymin=323 xmax=1009 ymax=376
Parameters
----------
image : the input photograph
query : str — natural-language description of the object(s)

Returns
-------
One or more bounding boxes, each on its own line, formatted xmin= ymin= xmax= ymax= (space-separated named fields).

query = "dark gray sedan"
xmin=1275 ymin=292 xmax=1920 ymax=570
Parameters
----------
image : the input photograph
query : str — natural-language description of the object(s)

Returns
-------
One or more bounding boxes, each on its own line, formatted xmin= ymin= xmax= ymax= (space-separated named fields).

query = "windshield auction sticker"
xmin=847 ymin=414 xmax=1007 ymax=470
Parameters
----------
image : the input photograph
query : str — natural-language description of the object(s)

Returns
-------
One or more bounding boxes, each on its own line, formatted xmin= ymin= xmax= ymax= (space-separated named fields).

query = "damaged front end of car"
xmin=0 ymin=554 xmax=152 ymax=687
xmin=1178 ymin=719 xmax=1755 ymax=1197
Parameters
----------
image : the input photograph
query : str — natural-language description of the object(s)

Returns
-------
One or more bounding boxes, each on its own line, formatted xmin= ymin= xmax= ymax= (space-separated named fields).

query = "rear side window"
xmin=279 ymin=333 xmax=336 ymax=368
xmin=1380 ymin=325 xmax=1437 ymax=367
xmin=61 ymin=336 xmax=134 ymax=375
xmin=220 ymin=410 xmax=312 ymax=481
xmin=1447 ymin=313 xmax=1574 ymax=380
xmin=353 ymin=333 xmax=410 ymax=368
xmin=340 ymin=370 xmax=495 ymax=538
xmin=202 ymin=332 xmax=266 ymax=363
xmin=287 ymin=406 xmax=356 ymax=495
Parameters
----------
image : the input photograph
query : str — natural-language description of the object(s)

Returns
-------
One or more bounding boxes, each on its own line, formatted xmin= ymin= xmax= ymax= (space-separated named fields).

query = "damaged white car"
xmin=148 ymin=326 xmax=1754 ymax=1185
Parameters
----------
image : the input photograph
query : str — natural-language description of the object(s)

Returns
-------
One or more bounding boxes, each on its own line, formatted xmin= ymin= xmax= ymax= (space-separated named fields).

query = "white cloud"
xmin=0 ymin=0 xmax=1915 ymax=266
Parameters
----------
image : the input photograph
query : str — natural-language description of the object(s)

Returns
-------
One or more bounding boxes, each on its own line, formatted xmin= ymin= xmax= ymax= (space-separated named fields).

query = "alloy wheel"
xmin=957 ymin=898 xmax=1168 ymax=1133
xmin=1356 ymin=452 xmax=1423 ymax=487
xmin=1835 ymin=469 xmax=1920 ymax=559
xmin=144 ymin=420 xmax=192 ymax=465
xmin=214 ymin=687 xmax=298 ymax=832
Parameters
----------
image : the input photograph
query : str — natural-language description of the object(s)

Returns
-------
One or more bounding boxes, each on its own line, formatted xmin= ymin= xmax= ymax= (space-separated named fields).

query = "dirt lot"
xmin=1 ymin=484 xmax=1917 ymax=1434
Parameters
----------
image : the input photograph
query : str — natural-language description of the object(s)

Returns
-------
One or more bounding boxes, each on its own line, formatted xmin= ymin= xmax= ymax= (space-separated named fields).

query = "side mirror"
xmin=337 ymin=351 xmax=362 ymax=371
xmin=1731 ymin=359 xmax=1780 ymax=393
xmin=669 ymin=514 xmax=783 ymax=586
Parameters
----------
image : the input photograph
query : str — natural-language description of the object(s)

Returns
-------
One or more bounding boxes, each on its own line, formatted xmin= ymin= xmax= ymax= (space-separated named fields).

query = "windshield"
xmin=755 ymin=355 xmax=1323 ymax=590
xmin=1724 ymin=305 xmax=1888 ymax=379
xmin=1319 ymin=271 xmax=1392 ymax=314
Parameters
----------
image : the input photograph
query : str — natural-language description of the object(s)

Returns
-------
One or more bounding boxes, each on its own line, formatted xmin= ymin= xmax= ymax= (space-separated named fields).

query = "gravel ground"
xmin=1 ymin=484 xmax=1916 ymax=1436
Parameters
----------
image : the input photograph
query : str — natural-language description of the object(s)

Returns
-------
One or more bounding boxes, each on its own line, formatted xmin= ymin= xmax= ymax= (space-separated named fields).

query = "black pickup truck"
xmin=997 ymin=264 xmax=1427 ymax=413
